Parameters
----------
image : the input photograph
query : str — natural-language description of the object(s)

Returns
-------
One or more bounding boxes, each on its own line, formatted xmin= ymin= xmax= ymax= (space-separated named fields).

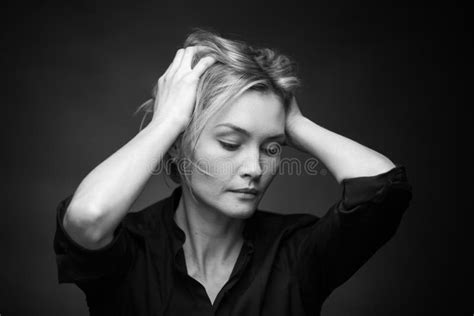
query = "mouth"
xmin=230 ymin=188 xmax=259 ymax=194
xmin=229 ymin=188 xmax=259 ymax=198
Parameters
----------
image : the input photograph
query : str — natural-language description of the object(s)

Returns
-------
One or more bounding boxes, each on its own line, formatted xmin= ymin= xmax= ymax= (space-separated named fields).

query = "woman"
xmin=54 ymin=29 xmax=413 ymax=315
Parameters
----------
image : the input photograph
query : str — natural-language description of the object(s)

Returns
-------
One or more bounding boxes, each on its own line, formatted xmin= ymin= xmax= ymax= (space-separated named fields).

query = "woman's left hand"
xmin=284 ymin=96 xmax=308 ymax=153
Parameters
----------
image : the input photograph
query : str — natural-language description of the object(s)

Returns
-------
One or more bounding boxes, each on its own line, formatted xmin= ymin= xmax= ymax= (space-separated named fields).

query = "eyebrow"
xmin=215 ymin=123 xmax=286 ymax=141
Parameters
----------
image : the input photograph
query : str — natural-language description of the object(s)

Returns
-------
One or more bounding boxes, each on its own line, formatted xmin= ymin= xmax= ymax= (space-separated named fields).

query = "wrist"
xmin=149 ymin=116 xmax=187 ymax=133
xmin=287 ymin=115 xmax=307 ymax=135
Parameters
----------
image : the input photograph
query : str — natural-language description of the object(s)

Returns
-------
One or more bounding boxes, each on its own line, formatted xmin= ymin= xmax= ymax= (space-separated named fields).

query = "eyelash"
xmin=219 ymin=141 xmax=282 ymax=155
xmin=219 ymin=141 xmax=240 ymax=151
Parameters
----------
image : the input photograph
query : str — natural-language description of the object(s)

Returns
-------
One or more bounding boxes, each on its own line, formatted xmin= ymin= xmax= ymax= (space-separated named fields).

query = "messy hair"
xmin=134 ymin=28 xmax=300 ymax=193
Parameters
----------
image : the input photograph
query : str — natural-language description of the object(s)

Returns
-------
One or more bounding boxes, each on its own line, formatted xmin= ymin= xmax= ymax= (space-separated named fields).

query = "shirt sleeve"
xmin=53 ymin=193 xmax=136 ymax=290
xmin=295 ymin=164 xmax=413 ymax=301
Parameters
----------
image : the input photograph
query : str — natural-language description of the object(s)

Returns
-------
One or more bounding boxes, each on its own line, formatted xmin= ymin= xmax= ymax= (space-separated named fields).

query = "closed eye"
xmin=219 ymin=141 xmax=240 ymax=151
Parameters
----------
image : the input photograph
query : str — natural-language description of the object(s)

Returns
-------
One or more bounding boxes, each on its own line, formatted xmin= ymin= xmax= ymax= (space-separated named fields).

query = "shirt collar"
xmin=163 ymin=186 xmax=256 ymax=258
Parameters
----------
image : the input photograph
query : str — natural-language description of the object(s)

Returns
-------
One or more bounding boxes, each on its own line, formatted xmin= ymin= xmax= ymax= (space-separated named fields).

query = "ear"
xmin=168 ymin=138 xmax=182 ymax=159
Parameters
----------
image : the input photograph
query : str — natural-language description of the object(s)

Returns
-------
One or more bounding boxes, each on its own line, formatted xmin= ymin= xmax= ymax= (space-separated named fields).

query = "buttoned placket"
xmin=165 ymin=186 xmax=257 ymax=314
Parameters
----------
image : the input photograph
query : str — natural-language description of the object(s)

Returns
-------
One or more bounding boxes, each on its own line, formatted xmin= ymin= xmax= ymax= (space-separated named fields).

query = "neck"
xmin=174 ymin=186 xmax=244 ymax=280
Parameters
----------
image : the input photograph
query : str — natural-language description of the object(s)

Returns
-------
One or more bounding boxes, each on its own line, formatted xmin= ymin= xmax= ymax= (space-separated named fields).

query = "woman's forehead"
xmin=209 ymin=91 xmax=285 ymax=134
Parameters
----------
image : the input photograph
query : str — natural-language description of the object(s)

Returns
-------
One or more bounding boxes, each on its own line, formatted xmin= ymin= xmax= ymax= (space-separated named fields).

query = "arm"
xmin=294 ymin=166 xmax=412 ymax=304
xmin=64 ymin=47 xmax=216 ymax=250
xmin=64 ymin=119 xmax=184 ymax=249
xmin=285 ymin=97 xmax=395 ymax=184
xmin=285 ymin=98 xmax=412 ymax=305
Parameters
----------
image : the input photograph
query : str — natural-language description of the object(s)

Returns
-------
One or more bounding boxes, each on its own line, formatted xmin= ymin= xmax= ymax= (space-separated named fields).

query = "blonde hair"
xmin=134 ymin=28 xmax=300 ymax=193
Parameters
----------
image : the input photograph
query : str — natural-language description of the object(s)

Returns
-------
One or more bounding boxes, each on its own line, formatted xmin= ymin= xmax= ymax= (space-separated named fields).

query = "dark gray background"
xmin=2 ymin=1 xmax=465 ymax=315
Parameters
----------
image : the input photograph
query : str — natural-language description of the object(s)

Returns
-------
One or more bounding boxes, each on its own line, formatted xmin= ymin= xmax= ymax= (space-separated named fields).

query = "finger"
xmin=180 ymin=45 xmax=208 ymax=70
xmin=180 ymin=47 xmax=195 ymax=70
xmin=191 ymin=56 xmax=216 ymax=78
xmin=164 ymin=48 xmax=185 ymax=77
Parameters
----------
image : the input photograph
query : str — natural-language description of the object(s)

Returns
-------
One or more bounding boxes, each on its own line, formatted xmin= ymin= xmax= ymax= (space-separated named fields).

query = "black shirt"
xmin=53 ymin=164 xmax=412 ymax=316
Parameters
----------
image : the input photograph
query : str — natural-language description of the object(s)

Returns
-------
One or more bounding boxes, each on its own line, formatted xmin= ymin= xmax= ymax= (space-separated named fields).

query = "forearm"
xmin=64 ymin=118 xmax=183 ymax=246
xmin=289 ymin=116 xmax=396 ymax=184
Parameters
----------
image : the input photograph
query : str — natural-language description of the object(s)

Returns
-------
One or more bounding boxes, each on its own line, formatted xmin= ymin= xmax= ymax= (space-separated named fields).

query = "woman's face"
xmin=186 ymin=90 xmax=286 ymax=219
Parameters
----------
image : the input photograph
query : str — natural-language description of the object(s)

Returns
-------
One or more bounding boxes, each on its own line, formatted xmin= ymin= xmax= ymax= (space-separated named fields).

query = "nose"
xmin=239 ymin=149 xmax=263 ymax=181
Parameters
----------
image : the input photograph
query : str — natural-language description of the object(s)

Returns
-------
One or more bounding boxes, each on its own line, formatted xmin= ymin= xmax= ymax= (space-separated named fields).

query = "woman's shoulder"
xmin=121 ymin=196 xmax=171 ymax=235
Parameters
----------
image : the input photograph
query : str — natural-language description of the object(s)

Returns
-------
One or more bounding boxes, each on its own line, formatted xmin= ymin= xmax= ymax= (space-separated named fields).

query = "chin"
xmin=222 ymin=205 xmax=257 ymax=219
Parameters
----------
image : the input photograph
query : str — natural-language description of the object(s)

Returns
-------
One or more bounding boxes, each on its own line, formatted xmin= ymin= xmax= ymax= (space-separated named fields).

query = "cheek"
xmin=193 ymin=144 xmax=237 ymax=179
xmin=261 ymin=156 xmax=281 ymax=176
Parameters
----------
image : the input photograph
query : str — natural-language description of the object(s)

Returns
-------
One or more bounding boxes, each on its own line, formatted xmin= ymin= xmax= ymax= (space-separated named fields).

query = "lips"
xmin=230 ymin=188 xmax=259 ymax=195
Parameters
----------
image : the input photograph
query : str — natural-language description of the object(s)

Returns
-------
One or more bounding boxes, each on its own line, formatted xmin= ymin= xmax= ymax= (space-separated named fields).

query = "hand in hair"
xmin=284 ymin=96 xmax=309 ymax=154
xmin=152 ymin=46 xmax=216 ymax=130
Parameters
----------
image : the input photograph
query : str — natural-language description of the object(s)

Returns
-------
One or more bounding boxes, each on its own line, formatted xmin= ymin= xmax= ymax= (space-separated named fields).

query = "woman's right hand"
xmin=151 ymin=46 xmax=216 ymax=130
